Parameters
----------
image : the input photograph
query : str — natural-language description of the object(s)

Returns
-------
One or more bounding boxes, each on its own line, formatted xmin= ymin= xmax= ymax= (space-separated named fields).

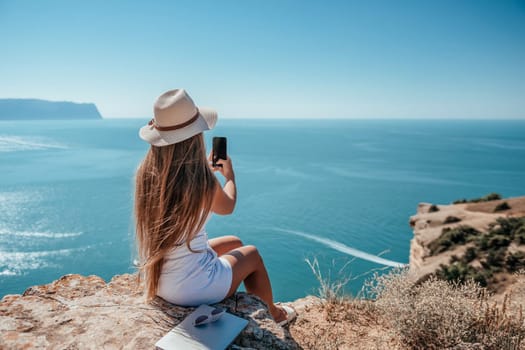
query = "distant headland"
xmin=0 ymin=98 xmax=103 ymax=120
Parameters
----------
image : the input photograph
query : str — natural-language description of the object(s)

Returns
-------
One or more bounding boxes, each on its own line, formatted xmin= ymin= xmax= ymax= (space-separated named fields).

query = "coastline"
xmin=2 ymin=196 xmax=524 ymax=348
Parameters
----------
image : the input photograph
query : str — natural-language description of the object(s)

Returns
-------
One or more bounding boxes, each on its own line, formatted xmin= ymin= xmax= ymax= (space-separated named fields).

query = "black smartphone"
xmin=212 ymin=137 xmax=227 ymax=167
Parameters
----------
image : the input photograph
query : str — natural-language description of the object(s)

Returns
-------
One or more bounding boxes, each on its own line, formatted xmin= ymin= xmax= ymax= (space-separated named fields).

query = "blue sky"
xmin=1 ymin=0 xmax=524 ymax=118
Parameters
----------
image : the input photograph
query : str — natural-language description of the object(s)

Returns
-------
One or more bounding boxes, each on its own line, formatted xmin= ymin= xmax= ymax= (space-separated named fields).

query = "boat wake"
xmin=271 ymin=227 xmax=406 ymax=268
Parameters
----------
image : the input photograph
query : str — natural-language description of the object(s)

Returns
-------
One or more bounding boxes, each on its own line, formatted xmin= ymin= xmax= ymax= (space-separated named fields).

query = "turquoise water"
xmin=1 ymin=119 xmax=524 ymax=301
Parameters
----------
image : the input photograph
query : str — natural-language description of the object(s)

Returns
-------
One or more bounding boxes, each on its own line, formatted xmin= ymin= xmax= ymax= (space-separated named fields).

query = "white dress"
xmin=157 ymin=224 xmax=233 ymax=306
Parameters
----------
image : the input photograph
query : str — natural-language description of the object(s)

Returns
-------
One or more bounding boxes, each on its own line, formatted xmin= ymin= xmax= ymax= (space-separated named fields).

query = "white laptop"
xmin=155 ymin=304 xmax=249 ymax=350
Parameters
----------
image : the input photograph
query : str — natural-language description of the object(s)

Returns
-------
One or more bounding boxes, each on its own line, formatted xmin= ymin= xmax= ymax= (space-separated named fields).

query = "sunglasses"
xmin=192 ymin=307 xmax=226 ymax=327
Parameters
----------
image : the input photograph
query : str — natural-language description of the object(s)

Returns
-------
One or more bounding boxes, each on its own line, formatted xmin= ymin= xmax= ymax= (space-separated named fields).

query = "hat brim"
xmin=139 ymin=107 xmax=217 ymax=146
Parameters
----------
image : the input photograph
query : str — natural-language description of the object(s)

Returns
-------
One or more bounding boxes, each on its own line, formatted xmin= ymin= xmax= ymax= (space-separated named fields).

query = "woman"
xmin=134 ymin=89 xmax=295 ymax=325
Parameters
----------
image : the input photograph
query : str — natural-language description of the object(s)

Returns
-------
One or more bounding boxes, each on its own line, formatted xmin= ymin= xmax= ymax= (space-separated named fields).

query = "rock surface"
xmin=0 ymin=274 xmax=304 ymax=349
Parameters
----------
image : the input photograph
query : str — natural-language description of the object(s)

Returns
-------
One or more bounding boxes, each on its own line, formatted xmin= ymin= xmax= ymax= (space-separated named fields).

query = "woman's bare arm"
xmin=209 ymin=154 xmax=237 ymax=215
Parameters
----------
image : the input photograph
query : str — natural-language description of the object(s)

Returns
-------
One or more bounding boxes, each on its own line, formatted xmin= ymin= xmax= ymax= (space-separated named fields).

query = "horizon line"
xmin=102 ymin=116 xmax=525 ymax=120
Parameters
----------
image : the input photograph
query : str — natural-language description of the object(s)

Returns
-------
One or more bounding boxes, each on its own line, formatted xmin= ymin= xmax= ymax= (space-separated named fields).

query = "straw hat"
xmin=139 ymin=89 xmax=217 ymax=146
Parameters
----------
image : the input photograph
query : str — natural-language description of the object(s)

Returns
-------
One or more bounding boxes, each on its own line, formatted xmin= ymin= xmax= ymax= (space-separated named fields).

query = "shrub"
xmin=443 ymin=215 xmax=462 ymax=224
xmin=484 ymin=247 xmax=507 ymax=269
xmin=453 ymin=193 xmax=502 ymax=204
xmin=482 ymin=192 xmax=502 ymax=201
xmin=478 ymin=235 xmax=490 ymax=251
xmin=494 ymin=201 xmax=511 ymax=212
xmin=437 ymin=262 xmax=488 ymax=287
xmin=435 ymin=217 xmax=525 ymax=294
xmin=449 ymin=255 xmax=460 ymax=263
xmin=506 ymin=252 xmax=525 ymax=272
xmin=453 ymin=198 xmax=468 ymax=204
xmin=365 ymin=269 xmax=525 ymax=349
xmin=428 ymin=226 xmax=480 ymax=255
xmin=471 ymin=192 xmax=503 ymax=203
xmin=516 ymin=226 xmax=525 ymax=244
xmin=463 ymin=247 xmax=477 ymax=263
xmin=491 ymin=217 xmax=520 ymax=237
xmin=428 ymin=204 xmax=439 ymax=213
xmin=487 ymin=235 xmax=511 ymax=249
xmin=490 ymin=216 xmax=525 ymax=244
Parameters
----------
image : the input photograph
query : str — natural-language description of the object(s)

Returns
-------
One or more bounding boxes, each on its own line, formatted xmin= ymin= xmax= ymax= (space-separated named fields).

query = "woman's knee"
xmin=244 ymin=245 xmax=264 ymax=263
xmin=225 ymin=245 xmax=261 ymax=267
xmin=209 ymin=235 xmax=243 ymax=256
xmin=229 ymin=235 xmax=243 ymax=247
xmin=217 ymin=235 xmax=242 ymax=247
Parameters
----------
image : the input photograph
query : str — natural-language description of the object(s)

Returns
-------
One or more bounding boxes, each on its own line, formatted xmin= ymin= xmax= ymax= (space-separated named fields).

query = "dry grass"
xmin=291 ymin=264 xmax=525 ymax=349
xmin=305 ymin=257 xmax=353 ymax=304
xmin=290 ymin=258 xmax=400 ymax=349
xmin=290 ymin=299 xmax=399 ymax=350
xmin=365 ymin=268 xmax=525 ymax=350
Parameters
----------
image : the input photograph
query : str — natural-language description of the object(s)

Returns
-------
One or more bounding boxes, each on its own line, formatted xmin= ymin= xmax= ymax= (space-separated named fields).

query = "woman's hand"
xmin=208 ymin=152 xmax=237 ymax=215
xmin=208 ymin=152 xmax=235 ymax=182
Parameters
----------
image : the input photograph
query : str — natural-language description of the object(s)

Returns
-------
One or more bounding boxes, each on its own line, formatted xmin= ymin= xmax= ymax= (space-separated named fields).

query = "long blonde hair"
xmin=134 ymin=133 xmax=217 ymax=300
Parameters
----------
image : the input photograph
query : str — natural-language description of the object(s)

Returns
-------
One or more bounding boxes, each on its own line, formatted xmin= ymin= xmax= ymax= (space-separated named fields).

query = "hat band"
xmin=148 ymin=110 xmax=199 ymax=131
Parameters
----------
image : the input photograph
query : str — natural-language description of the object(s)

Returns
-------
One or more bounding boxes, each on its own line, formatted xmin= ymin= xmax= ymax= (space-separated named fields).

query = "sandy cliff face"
xmin=408 ymin=196 xmax=525 ymax=295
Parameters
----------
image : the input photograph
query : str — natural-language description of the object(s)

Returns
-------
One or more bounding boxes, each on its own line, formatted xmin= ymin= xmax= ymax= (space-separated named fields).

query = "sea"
xmin=1 ymin=119 xmax=524 ymax=302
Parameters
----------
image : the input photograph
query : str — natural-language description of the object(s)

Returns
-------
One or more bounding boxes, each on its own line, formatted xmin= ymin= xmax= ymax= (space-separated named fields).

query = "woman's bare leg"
xmin=221 ymin=245 xmax=286 ymax=322
xmin=209 ymin=235 xmax=243 ymax=256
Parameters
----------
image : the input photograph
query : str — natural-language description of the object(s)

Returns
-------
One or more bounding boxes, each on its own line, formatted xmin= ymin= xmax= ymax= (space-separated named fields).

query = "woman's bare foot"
xmin=270 ymin=305 xmax=288 ymax=323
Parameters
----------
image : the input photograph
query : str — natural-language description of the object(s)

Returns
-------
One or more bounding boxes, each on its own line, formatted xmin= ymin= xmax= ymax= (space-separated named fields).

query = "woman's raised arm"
xmin=210 ymin=154 xmax=237 ymax=215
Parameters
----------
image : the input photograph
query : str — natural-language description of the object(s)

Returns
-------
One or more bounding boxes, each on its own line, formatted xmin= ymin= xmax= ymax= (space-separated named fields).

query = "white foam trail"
xmin=0 ymin=135 xmax=67 ymax=152
xmin=0 ymin=229 xmax=82 ymax=238
xmin=272 ymin=228 xmax=406 ymax=268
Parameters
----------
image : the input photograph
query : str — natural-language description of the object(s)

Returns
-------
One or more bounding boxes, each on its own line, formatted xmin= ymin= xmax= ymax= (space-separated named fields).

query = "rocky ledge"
xmin=0 ymin=274 xmax=317 ymax=349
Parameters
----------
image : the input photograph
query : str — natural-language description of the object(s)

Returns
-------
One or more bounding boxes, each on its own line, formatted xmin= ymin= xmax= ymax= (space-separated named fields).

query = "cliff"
xmin=0 ymin=99 xmax=102 ymax=120
xmin=408 ymin=195 xmax=525 ymax=297
xmin=1 ymin=197 xmax=524 ymax=349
